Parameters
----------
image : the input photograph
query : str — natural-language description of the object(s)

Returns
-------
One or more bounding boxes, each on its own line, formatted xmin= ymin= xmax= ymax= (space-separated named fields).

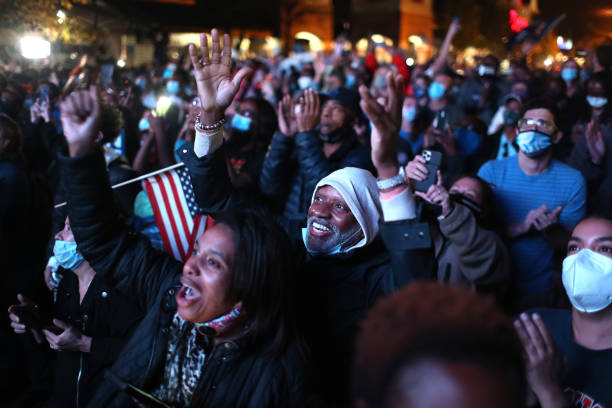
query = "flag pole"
xmin=53 ymin=162 xmax=185 ymax=209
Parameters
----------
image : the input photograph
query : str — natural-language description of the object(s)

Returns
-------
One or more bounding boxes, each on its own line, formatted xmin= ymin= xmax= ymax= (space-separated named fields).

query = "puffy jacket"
xmin=259 ymin=130 xmax=373 ymax=218
xmin=59 ymin=148 xmax=311 ymax=408
xmin=179 ymin=142 xmax=434 ymax=404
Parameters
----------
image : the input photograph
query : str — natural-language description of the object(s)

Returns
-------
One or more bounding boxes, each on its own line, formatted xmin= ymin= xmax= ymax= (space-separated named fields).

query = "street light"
xmin=20 ymin=36 xmax=51 ymax=59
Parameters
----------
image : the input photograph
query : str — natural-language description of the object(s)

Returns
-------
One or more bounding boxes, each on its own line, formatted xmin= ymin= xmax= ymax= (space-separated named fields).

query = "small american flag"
xmin=143 ymin=166 xmax=212 ymax=262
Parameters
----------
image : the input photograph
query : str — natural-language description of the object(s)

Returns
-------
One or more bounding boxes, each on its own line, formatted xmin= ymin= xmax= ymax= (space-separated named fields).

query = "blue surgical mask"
xmin=138 ymin=117 xmax=150 ymax=131
xmin=163 ymin=65 xmax=176 ymax=79
xmin=561 ymin=68 xmax=578 ymax=82
xmin=373 ymin=75 xmax=387 ymax=89
xmin=301 ymin=228 xmax=343 ymax=255
xmin=135 ymin=78 xmax=147 ymax=90
xmin=231 ymin=113 xmax=252 ymax=132
xmin=345 ymin=74 xmax=356 ymax=88
xmin=403 ymin=107 xmax=417 ymax=122
xmin=516 ymin=130 xmax=552 ymax=158
xmin=587 ymin=96 xmax=608 ymax=109
xmin=166 ymin=80 xmax=180 ymax=95
xmin=413 ymin=86 xmax=427 ymax=99
xmin=428 ymin=82 xmax=446 ymax=100
xmin=53 ymin=240 xmax=84 ymax=270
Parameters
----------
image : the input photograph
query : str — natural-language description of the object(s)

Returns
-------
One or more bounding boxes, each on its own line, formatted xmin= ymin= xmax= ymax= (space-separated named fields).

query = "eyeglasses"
xmin=518 ymin=118 xmax=556 ymax=132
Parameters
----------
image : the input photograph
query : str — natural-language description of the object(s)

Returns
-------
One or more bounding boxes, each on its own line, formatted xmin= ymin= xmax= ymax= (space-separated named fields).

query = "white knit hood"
xmin=311 ymin=167 xmax=382 ymax=252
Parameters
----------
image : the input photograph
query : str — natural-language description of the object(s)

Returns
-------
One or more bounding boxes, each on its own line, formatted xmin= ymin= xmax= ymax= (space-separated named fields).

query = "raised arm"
xmin=429 ymin=19 xmax=461 ymax=76
xmin=359 ymin=73 xmax=436 ymax=288
xmin=179 ymin=30 xmax=257 ymax=213
xmin=60 ymin=86 xmax=182 ymax=311
xmin=259 ymin=94 xmax=298 ymax=197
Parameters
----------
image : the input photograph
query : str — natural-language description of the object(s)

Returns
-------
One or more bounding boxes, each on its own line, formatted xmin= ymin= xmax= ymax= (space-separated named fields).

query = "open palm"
xmin=188 ymin=29 xmax=252 ymax=125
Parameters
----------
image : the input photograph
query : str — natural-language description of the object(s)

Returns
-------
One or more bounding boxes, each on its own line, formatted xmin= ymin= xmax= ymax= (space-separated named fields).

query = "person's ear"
xmin=95 ymin=130 xmax=104 ymax=144
xmin=552 ymin=128 xmax=563 ymax=144
xmin=0 ymin=138 xmax=9 ymax=152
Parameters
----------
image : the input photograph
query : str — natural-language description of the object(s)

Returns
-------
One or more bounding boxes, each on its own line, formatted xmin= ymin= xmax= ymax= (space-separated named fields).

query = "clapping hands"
xmin=514 ymin=313 xmax=568 ymax=408
xmin=277 ymin=94 xmax=298 ymax=137
xmin=585 ymin=120 xmax=605 ymax=165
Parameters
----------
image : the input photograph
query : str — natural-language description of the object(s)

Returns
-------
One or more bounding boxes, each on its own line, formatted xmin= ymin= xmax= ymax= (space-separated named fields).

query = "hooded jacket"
xmin=180 ymin=142 xmax=433 ymax=404
xmin=311 ymin=167 xmax=381 ymax=252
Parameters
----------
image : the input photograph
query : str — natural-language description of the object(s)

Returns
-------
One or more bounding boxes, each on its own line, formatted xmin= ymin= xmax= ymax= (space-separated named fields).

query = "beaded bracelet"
xmin=195 ymin=114 xmax=226 ymax=132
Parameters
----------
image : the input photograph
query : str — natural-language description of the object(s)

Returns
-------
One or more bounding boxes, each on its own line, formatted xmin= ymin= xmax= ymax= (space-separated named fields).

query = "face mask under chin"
xmin=319 ymin=123 xmax=352 ymax=143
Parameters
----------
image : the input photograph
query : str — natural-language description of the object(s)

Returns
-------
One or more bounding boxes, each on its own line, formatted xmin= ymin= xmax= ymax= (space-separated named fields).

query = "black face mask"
xmin=450 ymin=193 xmax=482 ymax=218
xmin=319 ymin=122 xmax=352 ymax=143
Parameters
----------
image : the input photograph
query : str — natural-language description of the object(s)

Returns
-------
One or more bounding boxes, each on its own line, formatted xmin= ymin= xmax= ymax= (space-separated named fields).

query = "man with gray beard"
xmin=177 ymin=42 xmax=434 ymax=402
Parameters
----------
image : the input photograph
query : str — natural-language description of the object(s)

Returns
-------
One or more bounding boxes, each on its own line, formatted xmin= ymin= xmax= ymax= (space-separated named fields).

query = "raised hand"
xmin=43 ymin=319 xmax=92 ymax=353
xmin=514 ymin=313 xmax=568 ymax=408
xmin=296 ymin=88 xmax=321 ymax=133
xmin=59 ymin=85 xmax=102 ymax=157
xmin=415 ymin=170 xmax=452 ymax=216
xmin=277 ymin=94 xmax=298 ymax=137
xmin=188 ymin=29 xmax=252 ymax=126
xmin=585 ymin=120 xmax=605 ymax=165
xmin=359 ymin=72 xmax=404 ymax=179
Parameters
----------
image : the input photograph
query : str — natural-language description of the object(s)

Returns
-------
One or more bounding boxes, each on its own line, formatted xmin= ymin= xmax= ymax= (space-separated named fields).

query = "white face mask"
xmin=298 ymin=76 xmax=316 ymax=90
xmin=478 ymin=65 xmax=496 ymax=77
xmin=562 ymin=249 xmax=612 ymax=313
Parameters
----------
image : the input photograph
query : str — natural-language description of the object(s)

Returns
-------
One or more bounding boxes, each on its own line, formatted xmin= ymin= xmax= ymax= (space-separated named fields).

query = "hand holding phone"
xmin=414 ymin=150 xmax=442 ymax=193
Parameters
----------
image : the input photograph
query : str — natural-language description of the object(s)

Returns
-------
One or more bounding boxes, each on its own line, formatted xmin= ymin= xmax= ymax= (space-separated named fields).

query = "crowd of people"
xmin=1 ymin=20 xmax=612 ymax=407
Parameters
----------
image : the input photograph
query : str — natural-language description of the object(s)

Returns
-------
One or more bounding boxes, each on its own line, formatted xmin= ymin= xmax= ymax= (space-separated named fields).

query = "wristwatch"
xmin=377 ymin=166 xmax=406 ymax=190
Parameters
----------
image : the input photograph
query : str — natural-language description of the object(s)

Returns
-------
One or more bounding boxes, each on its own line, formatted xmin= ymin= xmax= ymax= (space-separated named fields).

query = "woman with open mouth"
xmin=56 ymin=29 xmax=313 ymax=407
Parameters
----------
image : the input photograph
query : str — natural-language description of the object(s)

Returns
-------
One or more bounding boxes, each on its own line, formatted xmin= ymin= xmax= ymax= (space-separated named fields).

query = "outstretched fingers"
xmin=189 ymin=44 xmax=203 ymax=70
xmin=231 ymin=67 xmax=253 ymax=90
xmin=222 ymin=33 xmax=232 ymax=66
xmin=200 ymin=33 xmax=210 ymax=66
xmin=211 ymin=29 xmax=221 ymax=64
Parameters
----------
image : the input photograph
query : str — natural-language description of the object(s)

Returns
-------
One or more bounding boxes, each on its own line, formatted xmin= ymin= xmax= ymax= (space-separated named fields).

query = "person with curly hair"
xmin=353 ymin=282 xmax=527 ymax=408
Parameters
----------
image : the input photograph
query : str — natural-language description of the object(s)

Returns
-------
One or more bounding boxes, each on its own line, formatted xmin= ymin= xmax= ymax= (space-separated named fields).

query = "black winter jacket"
xmin=46 ymin=271 xmax=143 ymax=408
xmin=180 ymin=142 xmax=434 ymax=404
xmin=259 ymin=130 xmax=373 ymax=218
xmin=59 ymin=148 xmax=311 ymax=408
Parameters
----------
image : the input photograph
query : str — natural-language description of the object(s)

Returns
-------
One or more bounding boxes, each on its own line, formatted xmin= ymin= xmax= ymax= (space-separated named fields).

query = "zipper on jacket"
xmin=76 ymin=353 xmax=83 ymax=407
xmin=75 ymin=314 xmax=87 ymax=407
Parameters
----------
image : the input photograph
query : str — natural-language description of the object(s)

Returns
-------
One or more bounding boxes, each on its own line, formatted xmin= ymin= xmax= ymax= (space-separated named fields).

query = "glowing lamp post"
xmin=20 ymin=36 xmax=51 ymax=59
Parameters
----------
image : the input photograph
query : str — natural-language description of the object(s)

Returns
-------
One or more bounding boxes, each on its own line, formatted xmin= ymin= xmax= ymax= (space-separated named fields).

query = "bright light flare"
xmin=20 ymin=36 xmax=51 ymax=59
xmin=405 ymin=57 xmax=415 ymax=66
xmin=117 ymin=59 xmax=126 ymax=68
xmin=57 ymin=9 xmax=65 ymax=24
xmin=544 ymin=57 xmax=553 ymax=67
xmin=409 ymin=35 xmax=423 ymax=47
